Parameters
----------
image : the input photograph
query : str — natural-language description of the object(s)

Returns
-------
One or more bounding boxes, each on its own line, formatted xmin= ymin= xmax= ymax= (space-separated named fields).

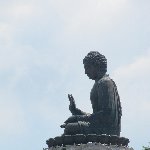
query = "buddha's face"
xmin=84 ymin=63 xmax=99 ymax=80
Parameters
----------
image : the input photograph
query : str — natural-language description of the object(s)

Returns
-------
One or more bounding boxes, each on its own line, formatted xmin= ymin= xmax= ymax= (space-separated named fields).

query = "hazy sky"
xmin=0 ymin=0 xmax=150 ymax=150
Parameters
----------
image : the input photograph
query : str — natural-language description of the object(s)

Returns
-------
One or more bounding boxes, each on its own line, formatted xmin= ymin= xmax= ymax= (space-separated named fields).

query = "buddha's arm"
xmin=71 ymin=108 xmax=87 ymax=115
xmin=89 ymin=80 xmax=113 ymax=121
xmin=68 ymin=94 xmax=87 ymax=115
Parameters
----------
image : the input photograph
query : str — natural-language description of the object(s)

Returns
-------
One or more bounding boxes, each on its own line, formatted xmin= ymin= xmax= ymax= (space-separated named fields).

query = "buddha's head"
xmin=83 ymin=51 xmax=107 ymax=80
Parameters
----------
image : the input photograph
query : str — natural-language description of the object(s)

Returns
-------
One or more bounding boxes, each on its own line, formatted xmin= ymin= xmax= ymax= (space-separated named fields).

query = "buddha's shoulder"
xmin=97 ymin=75 xmax=114 ymax=87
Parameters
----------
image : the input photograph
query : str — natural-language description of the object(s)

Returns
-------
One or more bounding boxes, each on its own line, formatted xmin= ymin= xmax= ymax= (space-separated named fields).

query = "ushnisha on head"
xmin=83 ymin=51 xmax=107 ymax=80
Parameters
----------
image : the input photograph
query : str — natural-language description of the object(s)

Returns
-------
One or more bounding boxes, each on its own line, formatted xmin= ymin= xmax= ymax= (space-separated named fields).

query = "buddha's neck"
xmin=95 ymin=73 xmax=106 ymax=82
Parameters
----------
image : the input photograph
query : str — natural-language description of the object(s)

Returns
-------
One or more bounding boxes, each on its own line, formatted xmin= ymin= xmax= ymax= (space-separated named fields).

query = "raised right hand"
xmin=68 ymin=94 xmax=76 ymax=113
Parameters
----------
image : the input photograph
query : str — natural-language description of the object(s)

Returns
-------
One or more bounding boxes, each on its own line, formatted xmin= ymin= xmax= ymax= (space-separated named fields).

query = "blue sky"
xmin=0 ymin=0 xmax=150 ymax=150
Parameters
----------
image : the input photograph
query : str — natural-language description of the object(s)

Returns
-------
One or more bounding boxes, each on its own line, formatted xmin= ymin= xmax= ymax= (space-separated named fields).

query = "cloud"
xmin=44 ymin=0 xmax=128 ymax=44
xmin=0 ymin=42 xmax=82 ymax=136
xmin=0 ymin=1 xmax=35 ymax=18
xmin=64 ymin=0 xmax=127 ymax=33
xmin=0 ymin=89 xmax=27 ymax=136
xmin=112 ymin=49 xmax=150 ymax=148
xmin=0 ymin=23 xmax=13 ymax=45
xmin=0 ymin=44 xmax=45 ymax=136
xmin=0 ymin=0 xmax=128 ymax=50
xmin=112 ymin=49 xmax=150 ymax=116
xmin=0 ymin=0 xmax=149 ymax=149
xmin=113 ymin=50 xmax=150 ymax=80
xmin=11 ymin=4 xmax=34 ymax=18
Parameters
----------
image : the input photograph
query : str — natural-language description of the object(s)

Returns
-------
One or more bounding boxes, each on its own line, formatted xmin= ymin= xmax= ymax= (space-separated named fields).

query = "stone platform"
xmin=46 ymin=134 xmax=130 ymax=148
xmin=44 ymin=143 xmax=134 ymax=150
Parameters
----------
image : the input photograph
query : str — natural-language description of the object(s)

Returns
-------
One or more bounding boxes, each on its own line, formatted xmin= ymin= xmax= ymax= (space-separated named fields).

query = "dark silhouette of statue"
xmin=61 ymin=51 xmax=122 ymax=136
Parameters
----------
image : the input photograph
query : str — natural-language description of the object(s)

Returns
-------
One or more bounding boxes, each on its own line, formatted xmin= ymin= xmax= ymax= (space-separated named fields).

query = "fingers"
xmin=68 ymin=94 xmax=73 ymax=98
xmin=68 ymin=94 xmax=74 ymax=101
xmin=68 ymin=94 xmax=72 ymax=102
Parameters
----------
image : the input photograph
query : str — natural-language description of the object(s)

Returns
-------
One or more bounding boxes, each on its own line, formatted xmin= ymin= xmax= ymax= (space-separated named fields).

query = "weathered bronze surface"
xmin=46 ymin=134 xmax=129 ymax=148
xmin=46 ymin=51 xmax=125 ymax=148
xmin=62 ymin=51 xmax=122 ymax=136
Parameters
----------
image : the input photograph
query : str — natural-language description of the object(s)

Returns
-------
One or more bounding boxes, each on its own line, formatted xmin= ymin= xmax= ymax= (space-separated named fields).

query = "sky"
xmin=0 ymin=0 xmax=150 ymax=150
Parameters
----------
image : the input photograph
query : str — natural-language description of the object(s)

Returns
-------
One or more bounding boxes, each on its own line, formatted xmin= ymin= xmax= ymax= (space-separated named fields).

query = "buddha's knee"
xmin=64 ymin=123 xmax=81 ymax=135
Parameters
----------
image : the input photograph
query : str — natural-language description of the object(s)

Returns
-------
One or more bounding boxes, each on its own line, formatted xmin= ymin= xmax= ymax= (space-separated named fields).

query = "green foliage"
xmin=143 ymin=143 xmax=150 ymax=150
xmin=143 ymin=147 xmax=150 ymax=150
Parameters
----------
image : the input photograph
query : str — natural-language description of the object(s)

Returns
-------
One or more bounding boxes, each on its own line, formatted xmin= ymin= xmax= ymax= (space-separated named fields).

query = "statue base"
xmin=46 ymin=134 xmax=130 ymax=148
xmin=44 ymin=143 xmax=134 ymax=150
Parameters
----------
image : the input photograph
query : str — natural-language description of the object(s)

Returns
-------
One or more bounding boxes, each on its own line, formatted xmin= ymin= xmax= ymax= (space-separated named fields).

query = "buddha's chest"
xmin=90 ymin=83 xmax=101 ymax=112
xmin=90 ymin=83 xmax=98 ymax=101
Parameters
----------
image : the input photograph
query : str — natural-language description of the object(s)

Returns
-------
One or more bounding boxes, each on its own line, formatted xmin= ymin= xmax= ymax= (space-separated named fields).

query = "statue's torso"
xmin=90 ymin=75 xmax=122 ymax=135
